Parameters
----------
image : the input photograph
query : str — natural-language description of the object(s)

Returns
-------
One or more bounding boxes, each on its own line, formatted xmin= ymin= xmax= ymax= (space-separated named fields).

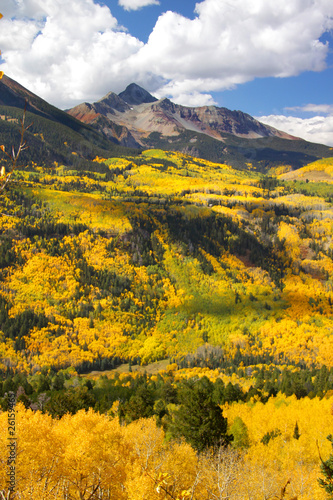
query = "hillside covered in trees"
xmin=1 ymin=149 xmax=333 ymax=373
xmin=1 ymin=147 xmax=333 ymax=498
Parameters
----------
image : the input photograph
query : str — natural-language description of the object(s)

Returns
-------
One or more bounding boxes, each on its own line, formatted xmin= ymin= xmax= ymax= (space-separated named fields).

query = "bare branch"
xmin=0 ymin=100 xmax=32 ymax=192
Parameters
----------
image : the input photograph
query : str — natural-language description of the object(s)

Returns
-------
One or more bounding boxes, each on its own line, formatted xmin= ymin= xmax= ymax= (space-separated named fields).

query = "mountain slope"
xmin=0 ymin=75 xmax=139 ymax=165
xmin=1 ymin=148 xmax=333 ymax=374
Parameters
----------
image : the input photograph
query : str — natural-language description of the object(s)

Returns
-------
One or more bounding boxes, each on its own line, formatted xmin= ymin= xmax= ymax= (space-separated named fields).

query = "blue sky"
xmin=103 ymin=0 xmax=198 ymax=42
xmin=1 ymin=0 xmax=333 ymax=145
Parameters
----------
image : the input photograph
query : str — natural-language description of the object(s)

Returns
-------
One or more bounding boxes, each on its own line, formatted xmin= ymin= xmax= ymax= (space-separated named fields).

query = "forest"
xmin=1 ymin=150 xmax=333 ymax=373
xmin=0 ymin=144 xmax=333 ymax=498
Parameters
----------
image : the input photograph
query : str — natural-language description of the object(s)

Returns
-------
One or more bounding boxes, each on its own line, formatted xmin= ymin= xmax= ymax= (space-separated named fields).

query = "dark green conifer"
xmin=293 ymin=421 xmax=300 ymax=440
xmin=318 ymin=434 xmax=333 ymax=498
xmin=171 ymin=376 xmax=232 ymax=451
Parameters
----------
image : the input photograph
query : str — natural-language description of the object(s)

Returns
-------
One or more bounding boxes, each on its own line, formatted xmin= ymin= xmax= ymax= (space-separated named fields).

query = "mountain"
xmin=118 ymin=82 xmax=158 ymax=105
xmin=67 ymin=83 xmax=333 ymax=172
xmin=0 ymin=75 xmax=139 ymax=166
xmin=0 ymin=75 xmax=332 ymax=172
xmin=1 ymin=75 xmax=333 ymax=493
xmin=69 ymin=83 xmax=293 ymax=141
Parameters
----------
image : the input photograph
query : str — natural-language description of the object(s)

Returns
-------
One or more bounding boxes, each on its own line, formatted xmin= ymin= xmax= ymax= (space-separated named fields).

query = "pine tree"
xmin=293 ymin=421 xmax=300 ymax=440
xmin=171 ymin=376 xmax=232 ymax=452
xmin=318 ymin=434 xmax=333 ymax=498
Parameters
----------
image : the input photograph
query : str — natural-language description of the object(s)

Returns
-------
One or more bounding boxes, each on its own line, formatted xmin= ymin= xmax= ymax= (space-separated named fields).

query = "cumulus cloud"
xmin=257 ymin=114 xmax=333 ymax=147
xmin=163 ymin=91 xmax=217 ymax=108
xmin=258 ymin=100 xmax=333 ymax=146
xmin=1 ymin=0 xmax=333 ymax=113
xmin=0 ymin=0 xmax=47 ymax=19
xmin=132 ymin=0 xmax=333 ymax=103
xmin=0 ymin=0 xmax=145 ymax=108
xmin=118 ymin=0 xmax=160 ymax=11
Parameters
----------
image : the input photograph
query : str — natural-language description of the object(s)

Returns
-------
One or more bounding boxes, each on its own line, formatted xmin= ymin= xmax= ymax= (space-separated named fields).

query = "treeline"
xmin=1 ymin=362 xmax=332 ymax=421
xmin=0 ymin=371 xmax=233 ymax=453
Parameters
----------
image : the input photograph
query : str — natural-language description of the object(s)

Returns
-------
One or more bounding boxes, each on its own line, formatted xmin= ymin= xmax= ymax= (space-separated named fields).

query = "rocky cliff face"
xmin=67 ymin=83 xmax=297 ymax=147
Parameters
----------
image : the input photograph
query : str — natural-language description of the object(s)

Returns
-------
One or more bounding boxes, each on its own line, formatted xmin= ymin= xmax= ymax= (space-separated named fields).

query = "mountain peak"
xmin=97 ymin=91 xmax=130 ymax=113
xmin=118 ymin=83 xmax=157 ymax=106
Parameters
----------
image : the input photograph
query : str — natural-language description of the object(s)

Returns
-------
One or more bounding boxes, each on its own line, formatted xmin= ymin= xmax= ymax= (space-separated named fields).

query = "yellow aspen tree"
xmin=12 ymin=405 xmax=62 ymax=499
xmin=198 ymin=446 xmax=243 ymax=500
xmin=124 ymin=418 xmax=165 ymax=500
xmin=54 ymin=409 xmax=128 ymax=500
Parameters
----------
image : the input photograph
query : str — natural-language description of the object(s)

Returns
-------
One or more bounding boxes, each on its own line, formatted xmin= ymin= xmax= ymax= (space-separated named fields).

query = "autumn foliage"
xmin=0 ymin=150 xmax=333 ymax=373
xmin=0 ymin=396 xmax=332 ymax=499
xmin=0 ymin=143 xmax=333 ymax=498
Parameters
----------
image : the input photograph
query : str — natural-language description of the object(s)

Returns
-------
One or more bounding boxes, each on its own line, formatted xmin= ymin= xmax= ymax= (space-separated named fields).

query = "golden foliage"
xmin=0 ymin=401 xmax=331 ymax=499
xmin=0 ymin=149 xmax=333 ymax=371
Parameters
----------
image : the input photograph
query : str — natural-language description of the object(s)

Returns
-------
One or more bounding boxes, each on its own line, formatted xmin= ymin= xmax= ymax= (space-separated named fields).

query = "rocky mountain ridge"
xmin=68 ymin=83 xmax=297 ymax=148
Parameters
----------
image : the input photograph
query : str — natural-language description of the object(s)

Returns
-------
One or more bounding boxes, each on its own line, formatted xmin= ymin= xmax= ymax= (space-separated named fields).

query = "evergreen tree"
xmin=171 ymin=377 xmax=232 ymax=452
xmin=293 ymin=421 xmax=300 ymax=440
xmin=319 ymin=434 xmax=333 ymax=498
xmin=123 ymin=384 xmax=154 ymax=423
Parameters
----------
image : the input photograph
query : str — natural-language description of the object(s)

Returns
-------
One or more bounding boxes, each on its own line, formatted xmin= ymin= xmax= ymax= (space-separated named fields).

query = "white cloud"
xmin=258 ymin=100 xmax=333 ymax=147
xmin=118 ymin=0 xmax=160 ymax=11
xmin=285 ymin=104 xmax=333 ymax=115
xmin=256 ymin=114 xmax=333 ymax=147
xmin=0 ymin=0 xmax=333 ymax=113
xmin=132 ymin=0 xmax=333 ymax=103
xmin=0 ymin=0 xmax=47 ymax=19
xmin=158 ymin=91 xmax=217 ymax=108
xmin=0 ymin=0 xmax=144 ymax=108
